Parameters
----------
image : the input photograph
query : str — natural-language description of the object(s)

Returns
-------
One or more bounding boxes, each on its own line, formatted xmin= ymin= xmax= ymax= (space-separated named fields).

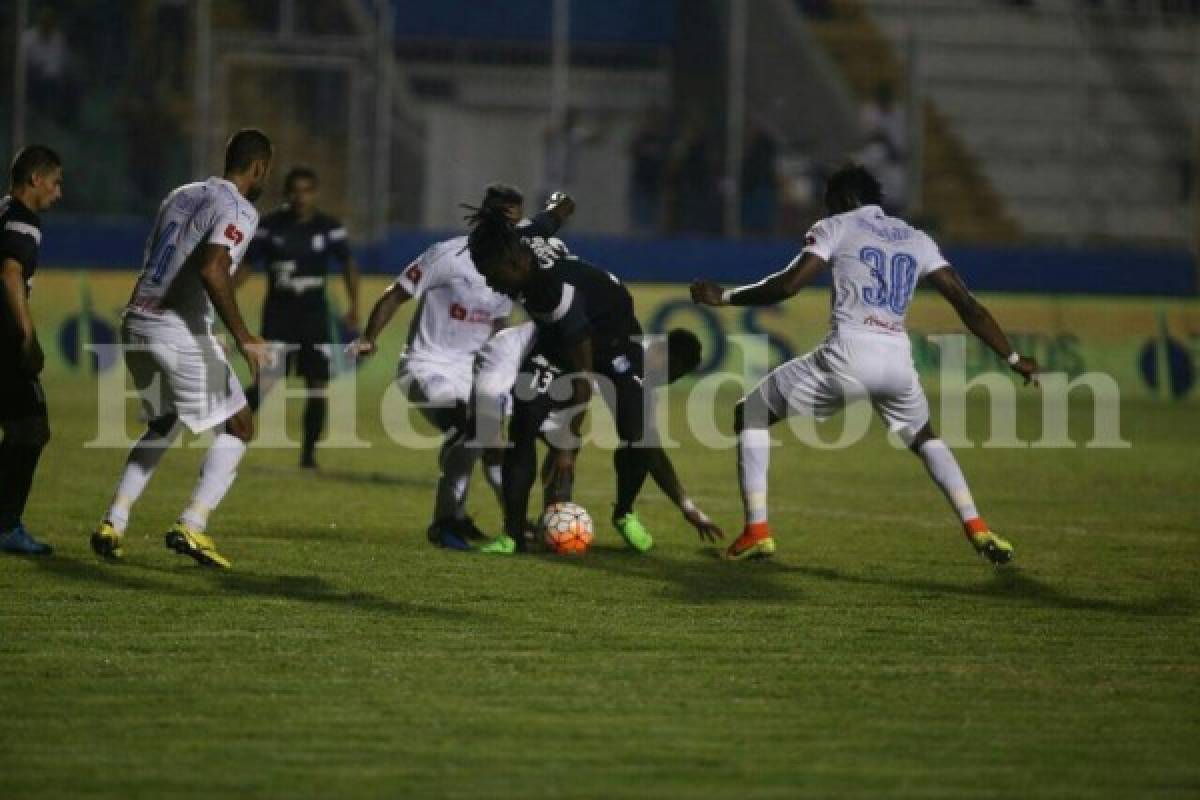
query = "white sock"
xmin=106 ymin=424 xmax=181 ymax=533
xmin=433 ymin=436 xmax=480 ymax=523
xmin=179 ymin=433 xmax=247 ymax=532
xmin=738 ymin=428 xmax=771 ymax=526
xmin=916 ymin=439 xmax=979 ymax=524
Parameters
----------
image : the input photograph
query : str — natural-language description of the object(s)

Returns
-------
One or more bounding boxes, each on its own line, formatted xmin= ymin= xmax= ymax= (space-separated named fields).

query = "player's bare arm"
xmin=342 ymin=255 xmax=362 ymax=331
xmin=1 ymin=257 xmax=42 ymax=375
xmin=348 ymin=281 xmax=412 ymax=360
xmin=690 ymin=252 xmax=828 ymax=307
xmin=644 ymin=446 xmax=724 ymax=541
xmin=925 ymin=267 xmax=1040 ymax=386
xmin=197 ymin=243 xmax=269 ymax=375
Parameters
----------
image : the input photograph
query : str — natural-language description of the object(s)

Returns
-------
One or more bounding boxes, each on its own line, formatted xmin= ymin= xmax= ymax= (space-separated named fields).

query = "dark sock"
xmin=301 ymin=397 xmax=327 ymax=464
xmin=613 ymin=445 xmax=648 ymax=521
xmin=0 ymin=441 xmax=45 ymax=530
xmin=503 ymin=436 xmax=538 ymax=541
xmin=245 ymin=384 xmax=261 ymax=413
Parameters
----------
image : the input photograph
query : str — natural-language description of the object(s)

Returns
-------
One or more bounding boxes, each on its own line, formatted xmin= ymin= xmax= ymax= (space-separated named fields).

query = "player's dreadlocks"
xmin=464 ymin=203 xmax=522 ymax=274
xmin=824 ymin=163 xmax=883 ymax=214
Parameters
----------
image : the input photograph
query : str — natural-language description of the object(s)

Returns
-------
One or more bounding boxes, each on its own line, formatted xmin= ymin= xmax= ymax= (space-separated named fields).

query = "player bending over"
xmin=91 ymin=130 xmax=274 ymax=568
xmin=473 ymin=322 xmax=721 ymax=552
xmin=691 ymin=164 xmax=1038 ymax=563
xmin=0 ymin=145 xmax=63 ymax=555
xmin=239 ymin=166 xmax=360 ymax=470
xmin=466 ymin=207 xmax=720 ymax=554
xmin=346 ymin=185 xmax=573 ymax=549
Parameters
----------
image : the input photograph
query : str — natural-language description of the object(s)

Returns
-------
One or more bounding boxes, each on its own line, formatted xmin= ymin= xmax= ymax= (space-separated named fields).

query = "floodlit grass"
xmin=2 ymin=367 xmax=1197 ymax=799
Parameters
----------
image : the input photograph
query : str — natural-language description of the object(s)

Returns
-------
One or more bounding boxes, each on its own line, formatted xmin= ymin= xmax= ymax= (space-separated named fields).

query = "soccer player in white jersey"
xmin=90 ymin=129 xmax=274 ymax=568
xmin=347 ymin=185 xmax=573 ymax=549
xmin=691 ymin=164 xmax=1039 ymax=563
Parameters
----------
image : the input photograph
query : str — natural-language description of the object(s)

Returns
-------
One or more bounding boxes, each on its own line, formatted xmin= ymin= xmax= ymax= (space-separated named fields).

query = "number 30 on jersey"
xmin=860 ymin=246 xmax=917 ymax=315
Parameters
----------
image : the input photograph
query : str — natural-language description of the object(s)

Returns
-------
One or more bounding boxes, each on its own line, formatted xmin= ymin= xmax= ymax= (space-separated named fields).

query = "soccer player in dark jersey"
xmin=241 ymin=166 xmax=360 ymax=469
xmin=465 ymin=206 xmax=722 ymax=553
xmin=0 ymin=145 xmax=63 ymax=555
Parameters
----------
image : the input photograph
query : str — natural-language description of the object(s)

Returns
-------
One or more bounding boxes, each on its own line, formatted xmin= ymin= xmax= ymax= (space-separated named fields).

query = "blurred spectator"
xmin=666 ymin=115 xmax=722 ymax=235
xmin=628 ymin=107 xmax=673 ymax=235
xmin=741 ymin=127 xmax=779 ymax=236
xmin=22 ymin=8 xmax=77 ymax=125
xmin=859 ymin=81 xmax=906 ymax=156
xmin=542 ymin=106 xmax=597 ymax=201
xmin=859 ymin=133 xmax=908 ymax=215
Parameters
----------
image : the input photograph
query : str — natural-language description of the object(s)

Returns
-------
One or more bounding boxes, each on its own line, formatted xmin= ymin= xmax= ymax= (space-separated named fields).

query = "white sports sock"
xmin=106 ymin=424 xmax=181 ymax=533
xmin=916 ymin=438 xmax=979 ymax=524
xmin=179 ymin=433 xmax=248 ymax=532
xmin=738 ymin=427 xmax=771 ymax=525
xmin=433 ymin=436 xmax=480 ymax=523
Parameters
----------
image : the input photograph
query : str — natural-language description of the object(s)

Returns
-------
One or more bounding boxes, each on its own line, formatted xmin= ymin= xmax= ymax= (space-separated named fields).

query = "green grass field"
xmin=2 ymin=365 xmax=1197 ymax=799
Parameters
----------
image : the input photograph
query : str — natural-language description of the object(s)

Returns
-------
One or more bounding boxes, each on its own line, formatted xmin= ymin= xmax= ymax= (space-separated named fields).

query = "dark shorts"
xmin=262 ymin=302 xmax=332 ymax=383
xmin=280 ymin=342 xmax=332 ymax=383
xmin=0 ymin=366 xmax=48 ymax=422
xmin=510 ymin=338 xmax=647 ymax=448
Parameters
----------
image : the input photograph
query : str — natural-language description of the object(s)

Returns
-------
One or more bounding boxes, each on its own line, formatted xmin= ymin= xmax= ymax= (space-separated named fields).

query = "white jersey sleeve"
xmin=801 ymin=215 xmax=846 ymax=262
xmin=915 ymin=230 xmax=950 ymax=279
xmin=393 ymin=239 xmax=458 ymax=298
xmin=205 ymin=193 xmax=255 ymax=267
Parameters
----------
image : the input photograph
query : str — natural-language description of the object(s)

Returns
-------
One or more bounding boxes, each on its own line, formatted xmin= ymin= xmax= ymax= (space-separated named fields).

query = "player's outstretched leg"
xmin=910 ymin=424 xmax=1013 ymax=565
xmin=0 ymin=416 xmax=53 ymax=556
xmin=165 ymin=408 xmax=252 ymax=569
xmin=725 ymin=398 xmax=776 ymax=560
xmin=93 ymin=414 xmax=181 ymax=559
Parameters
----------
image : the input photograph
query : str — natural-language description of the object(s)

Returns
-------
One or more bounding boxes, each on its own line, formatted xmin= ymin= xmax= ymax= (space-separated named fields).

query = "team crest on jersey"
xmin=449 ymin=303 xmax=491 ymax=324
xmin=224 ymin=224 xmax=244 ymax=245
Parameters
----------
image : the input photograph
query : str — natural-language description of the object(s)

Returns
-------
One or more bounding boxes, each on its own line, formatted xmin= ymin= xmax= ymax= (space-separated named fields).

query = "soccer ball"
xmin=541 ymin=502 xmax=594 ymax=555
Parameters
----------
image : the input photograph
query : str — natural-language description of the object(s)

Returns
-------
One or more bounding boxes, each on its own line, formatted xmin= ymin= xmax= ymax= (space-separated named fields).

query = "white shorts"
xmin=474 ymin=321 xmax=538 ymax=404
xmin=747 ymin=332 xmax=930 ymax=443
xmin=473 ymin=322 xmax=576 ymax=436
xmin=397 ymin=355 xmax=473 ymax=407
xmin=121 ymin=316 xmax=247 ymax=434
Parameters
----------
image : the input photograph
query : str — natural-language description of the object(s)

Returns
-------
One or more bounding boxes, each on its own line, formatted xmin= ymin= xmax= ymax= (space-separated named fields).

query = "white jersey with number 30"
xmin=126 ymin=177 xmax=258 ymax=333
xmin=802 ymin=204 xmax=948 ymax=341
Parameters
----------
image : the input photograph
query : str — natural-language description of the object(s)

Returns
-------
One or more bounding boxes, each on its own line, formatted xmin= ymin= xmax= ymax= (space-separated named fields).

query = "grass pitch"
xmin=2 ymin=362 xmax=1197 ymax=799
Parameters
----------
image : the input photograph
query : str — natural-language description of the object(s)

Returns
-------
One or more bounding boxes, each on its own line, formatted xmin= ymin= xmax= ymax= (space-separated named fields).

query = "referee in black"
xmin=241 ymin=166 xmax=360 ymax=469
xmin=0 ymin=145 xmax=62 ymax=555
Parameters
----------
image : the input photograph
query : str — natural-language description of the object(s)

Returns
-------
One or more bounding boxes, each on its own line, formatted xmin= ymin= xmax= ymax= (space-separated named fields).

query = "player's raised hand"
xmin=682 ymin=504 xmax=724 ymax=542
xmin=238 ymin=335 xmax=274 ymax=376
xmin=344 ymin=337 xmax=376 ymax=361
xmin=546 ymin=191 xmax=575 ymax=221
xmin=1011 ymin=355 xmax=1040 ymax=387
xmin=690 ymin=280 xmax=725 ymax=307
